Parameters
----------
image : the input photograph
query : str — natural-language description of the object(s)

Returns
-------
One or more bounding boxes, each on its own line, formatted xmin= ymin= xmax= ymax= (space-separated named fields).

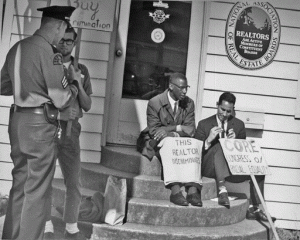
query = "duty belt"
xmin=14 ymin=105 xmax=44 ymax=114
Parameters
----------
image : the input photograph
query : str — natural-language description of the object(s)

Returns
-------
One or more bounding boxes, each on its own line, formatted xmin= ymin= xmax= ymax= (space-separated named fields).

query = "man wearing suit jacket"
xmin=194 ymin=92 xmax=272 ymax=221
xmin=140 ymin=72 xmax=202 ymax=207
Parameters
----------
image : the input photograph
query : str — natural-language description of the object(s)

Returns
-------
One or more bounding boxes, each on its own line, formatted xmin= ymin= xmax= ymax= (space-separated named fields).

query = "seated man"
xmin=139 ymin=72 xmax=202 ymax=207
xmin=194 ymin=92 xmax=271 ymax=221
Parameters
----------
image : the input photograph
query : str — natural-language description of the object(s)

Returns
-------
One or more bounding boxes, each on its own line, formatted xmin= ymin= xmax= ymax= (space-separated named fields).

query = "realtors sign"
xmin=225 ymin=2 xmax=280 ymax=70
xmin=219 ymin=139 xmax=271 ymax=175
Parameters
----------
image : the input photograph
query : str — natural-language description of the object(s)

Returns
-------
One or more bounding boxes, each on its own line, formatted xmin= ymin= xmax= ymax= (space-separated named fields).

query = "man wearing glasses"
xmin=139 ymin=72 xmax=202 ymax=207
xmin=44 ymin=27 xmax=92 ymax=240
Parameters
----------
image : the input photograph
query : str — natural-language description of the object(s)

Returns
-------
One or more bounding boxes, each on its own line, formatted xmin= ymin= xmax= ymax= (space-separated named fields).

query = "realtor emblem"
xmin=149 ymin=10 xmax=170 ymax=24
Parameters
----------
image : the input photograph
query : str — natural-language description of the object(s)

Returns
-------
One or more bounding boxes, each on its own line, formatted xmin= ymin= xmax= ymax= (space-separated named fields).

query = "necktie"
xmin=221 ymin=121 xmax=225 ymax=138
xmin=173 ymin=102 xmax=177 ymax=116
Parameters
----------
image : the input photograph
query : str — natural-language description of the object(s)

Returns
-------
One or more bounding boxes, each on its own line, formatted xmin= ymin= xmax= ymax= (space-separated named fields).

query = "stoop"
xmin=51 ymin=145 xmax=274 ymax=240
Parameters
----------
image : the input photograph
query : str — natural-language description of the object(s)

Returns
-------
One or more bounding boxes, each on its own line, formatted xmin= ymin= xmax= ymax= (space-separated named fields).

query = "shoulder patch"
xmin=53 ymin=53 xmax=63 ymax=65
xmin=61 ymin=76 xmax=68 ymax=89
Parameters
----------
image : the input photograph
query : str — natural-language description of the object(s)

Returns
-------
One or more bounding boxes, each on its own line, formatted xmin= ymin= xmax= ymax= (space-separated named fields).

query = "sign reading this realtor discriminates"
xmin=158 ymin=137 xmax=203 ymax=185
xmin=225 ymin=2 xmax=280 ymax=70
xmin=219 ymin=139 xmax=271 ymax=175
xmin=51 ymin=0 xmax=116 ymax=31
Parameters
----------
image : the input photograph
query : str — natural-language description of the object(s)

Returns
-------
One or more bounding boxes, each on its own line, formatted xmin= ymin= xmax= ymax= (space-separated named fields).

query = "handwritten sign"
xmin=158 ymin=137 xmax=203 ymax=185
xmin=219 ymin=139 xmax=270 ymax=175
xmin=51 ymin=0 xmax=116 ymax=31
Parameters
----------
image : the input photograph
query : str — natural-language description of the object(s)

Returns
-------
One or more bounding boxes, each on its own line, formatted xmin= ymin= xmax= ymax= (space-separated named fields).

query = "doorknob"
xmin=116 ymin=49 xmax=122 ymax=57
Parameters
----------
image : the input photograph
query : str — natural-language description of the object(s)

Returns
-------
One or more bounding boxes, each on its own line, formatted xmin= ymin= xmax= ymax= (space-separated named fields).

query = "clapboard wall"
xmin=0 ymin=0 xmax=113 ymax=194
xmin=198 ymin=0 xmax=300 ymax=230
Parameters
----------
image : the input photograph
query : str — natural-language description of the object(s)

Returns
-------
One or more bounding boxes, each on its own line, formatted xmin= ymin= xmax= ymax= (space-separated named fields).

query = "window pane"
xmin=122 ymin=1 xmax=191 ymax=100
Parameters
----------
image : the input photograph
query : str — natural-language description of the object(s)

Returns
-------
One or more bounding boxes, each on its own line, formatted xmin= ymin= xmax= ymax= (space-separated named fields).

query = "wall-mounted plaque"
xmin=225 ymin=2 xmax=280 ymax=70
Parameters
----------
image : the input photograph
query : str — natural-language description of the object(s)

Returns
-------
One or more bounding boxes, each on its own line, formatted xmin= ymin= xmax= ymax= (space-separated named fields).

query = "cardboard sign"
xmin=158 ymin=137 xmax=203 ymax=185
xmin=219 ymin=139 xmax=270 ymax=175
xmin=51 ymin=0 xmax=116 ymax=31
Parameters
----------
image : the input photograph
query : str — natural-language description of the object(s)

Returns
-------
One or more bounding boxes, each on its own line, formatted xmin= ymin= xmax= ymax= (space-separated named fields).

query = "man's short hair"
xmin=218 ymin=92 xmax=236 ymax=105
xmin=66 ymin=27 xmax=78 ymax=40
xmin=169 ymin=72 xmax=187 ymax=84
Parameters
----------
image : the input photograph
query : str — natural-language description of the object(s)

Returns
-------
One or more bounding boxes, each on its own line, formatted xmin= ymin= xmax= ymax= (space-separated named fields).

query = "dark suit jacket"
xmin=137 ymin=90 xmax=195 ymax=160
xmin=194 ymin=114 xmax=246 ymax=149
xmin=147 ymin=89 xmax=195 ymax=138
xmin=194 ymin=114 xmax=246 ymax=177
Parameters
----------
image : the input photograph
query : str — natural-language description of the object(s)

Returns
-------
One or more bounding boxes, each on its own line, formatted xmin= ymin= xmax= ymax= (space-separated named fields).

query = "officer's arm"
xmin=0 ymin=58 xmax=13 ymax=95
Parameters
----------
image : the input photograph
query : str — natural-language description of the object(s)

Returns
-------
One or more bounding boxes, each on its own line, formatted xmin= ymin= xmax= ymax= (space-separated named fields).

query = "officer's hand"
xmin=154 ymin=129 xmax=168 ymax=141
xmin=227 ymin=128 xmax=236 ymax=139
xmin=207 ymin=126 xmax=223 ymax=143
xmin=58 ymin=108 xmax=77 ymax=121
xmin=68 ymin=65 xmax=82 ymax=83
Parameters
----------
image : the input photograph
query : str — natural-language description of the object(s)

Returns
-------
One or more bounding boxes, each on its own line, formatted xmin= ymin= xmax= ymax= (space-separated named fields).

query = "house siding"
xmin=199 ymin=0 xmax=300 ymax=230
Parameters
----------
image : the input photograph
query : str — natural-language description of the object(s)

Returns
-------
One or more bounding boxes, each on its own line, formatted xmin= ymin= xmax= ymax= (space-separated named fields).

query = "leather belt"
xmin=14 ymin=105 xmax=44 ymax=114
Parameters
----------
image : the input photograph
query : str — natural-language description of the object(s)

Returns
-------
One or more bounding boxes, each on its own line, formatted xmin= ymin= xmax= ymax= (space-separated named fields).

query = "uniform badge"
xmin=61 ymin=76 xmax=68 ymax=89
xmin=53 ymin=53 xmax=63 ymax=65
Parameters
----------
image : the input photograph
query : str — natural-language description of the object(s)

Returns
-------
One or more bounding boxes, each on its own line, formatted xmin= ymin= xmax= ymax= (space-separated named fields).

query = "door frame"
xmin=105 ymin=0 xmax=206 ymax=145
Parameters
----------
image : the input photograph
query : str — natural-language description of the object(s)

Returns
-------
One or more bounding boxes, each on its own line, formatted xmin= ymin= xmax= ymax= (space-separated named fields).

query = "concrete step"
xmin=101 ymin=145 xmax=162 ymax=176
xmin=50 ymin=206 xmax=93 ymax=240
xmin=52 ymin=178 xmax=97 ymax=209
xmin=80 ymin=163 xmax=217 ymax=200
xmin=90 ymin=219 xmax=273 ymax=240
xmin=52 ymin=179 xmax=247 ymax=228
xmin=127 ymin=197 xmax=248 ymax=227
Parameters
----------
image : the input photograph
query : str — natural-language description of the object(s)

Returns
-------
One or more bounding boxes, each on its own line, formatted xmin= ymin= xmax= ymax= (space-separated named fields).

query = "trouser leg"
xmin=213 ymin=144 xmax=231 ymax=182
xmin=2 ymin=128 xmax=27 ymax=240
xmin=58 ymin=120 xmax=82 ymax=224
xmin=250 ymin=175 xmax=265 ymax=206
xmin=11 ymin=113 xmax=57 ymax=240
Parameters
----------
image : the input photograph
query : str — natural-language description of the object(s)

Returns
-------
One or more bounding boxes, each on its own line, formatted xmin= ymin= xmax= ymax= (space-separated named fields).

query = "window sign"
xmin=225 ymin=2 xmax=280 ymax=70
xmin=51 ymin=0 xmax=116 ymax=31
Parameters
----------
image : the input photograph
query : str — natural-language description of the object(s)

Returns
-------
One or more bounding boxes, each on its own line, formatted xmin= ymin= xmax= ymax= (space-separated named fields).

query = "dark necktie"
xmin=221 ymin=121 xmax=225 ymax=138
xmin=173 ymin=102 xmax=177 ymax=116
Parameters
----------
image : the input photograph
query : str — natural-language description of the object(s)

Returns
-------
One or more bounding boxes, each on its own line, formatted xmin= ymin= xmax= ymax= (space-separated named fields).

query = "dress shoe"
xmin=44 ymin=232 xmax=54 ymax=239
xmin=218 ymin=192 xmax=230 ymax=208
xmin=64 ymin=230 xmax=87 ymax=240
xmin=246 ymin=207 xmax=276 ymax=222
xmin=170 ymin=191 xmax=188 ymax=206
xmin=186 ymin=192 xmax=203 ymax=207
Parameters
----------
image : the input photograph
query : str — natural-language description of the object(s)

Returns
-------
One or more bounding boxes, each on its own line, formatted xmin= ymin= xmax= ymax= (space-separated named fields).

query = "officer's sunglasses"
xmin=59 ymin=38 xmax=75 ymax=45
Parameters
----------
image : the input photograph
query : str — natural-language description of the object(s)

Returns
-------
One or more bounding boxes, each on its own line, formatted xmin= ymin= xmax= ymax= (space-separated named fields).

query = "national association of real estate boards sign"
xmin=225 ymin=2 xmax=280 ymax=70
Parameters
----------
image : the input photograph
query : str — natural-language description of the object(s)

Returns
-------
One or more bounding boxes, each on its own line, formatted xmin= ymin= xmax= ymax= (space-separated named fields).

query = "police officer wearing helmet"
xmin=0 ymin=5 xmax=80 ymax=240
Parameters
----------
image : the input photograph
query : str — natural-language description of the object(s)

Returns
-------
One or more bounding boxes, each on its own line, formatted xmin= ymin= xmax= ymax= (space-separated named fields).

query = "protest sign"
xmin=219 ymin=138 xmax=270 ymax=175
xmin=158 ymin=137 xmax=203 ymax=186
xmin=219 ymin=138 xmax=278 ymax=240
xmin=51 ymin=0 xmax=116 ymax=32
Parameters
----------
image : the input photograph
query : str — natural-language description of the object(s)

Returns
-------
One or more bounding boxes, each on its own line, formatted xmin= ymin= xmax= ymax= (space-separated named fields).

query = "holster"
xmin=43 ymin=102 xmax=58 ymax=124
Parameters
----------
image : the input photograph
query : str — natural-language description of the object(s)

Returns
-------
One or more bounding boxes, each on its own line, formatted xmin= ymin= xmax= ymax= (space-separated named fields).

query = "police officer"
xmin=0 ymin=6 xmax=80 ymax=240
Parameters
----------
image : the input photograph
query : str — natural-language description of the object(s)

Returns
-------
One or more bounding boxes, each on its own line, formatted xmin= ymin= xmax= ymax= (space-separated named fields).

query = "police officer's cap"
xmin=37 ymin=6 xmax=75 ymax=25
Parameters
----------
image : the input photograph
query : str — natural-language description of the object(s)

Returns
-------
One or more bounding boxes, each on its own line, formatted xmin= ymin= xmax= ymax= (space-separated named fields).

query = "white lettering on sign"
xmin=219 ymin=139 xmax=271 ymax=175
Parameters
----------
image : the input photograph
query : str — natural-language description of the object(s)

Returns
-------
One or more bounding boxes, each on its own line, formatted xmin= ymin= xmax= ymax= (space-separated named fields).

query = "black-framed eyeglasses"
xmin=171 ymin=82 xmax=190 ymax=91
xmin=59 ymin=38 xmax=75 ymax=45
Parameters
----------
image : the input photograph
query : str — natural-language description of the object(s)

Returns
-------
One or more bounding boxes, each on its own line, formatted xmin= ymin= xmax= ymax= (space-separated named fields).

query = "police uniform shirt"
xmin=1 ymin=28 xmax=74 ymax=109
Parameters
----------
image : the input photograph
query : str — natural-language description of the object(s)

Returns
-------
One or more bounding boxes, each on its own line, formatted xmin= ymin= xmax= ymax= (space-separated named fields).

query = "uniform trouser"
xmin=202 ymin=143 xmax=264 ymax=205
xmin=46 ymin=119 xmax=82 ymax=224
xmin=2 ymin=112 xmax=58 ymax=240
